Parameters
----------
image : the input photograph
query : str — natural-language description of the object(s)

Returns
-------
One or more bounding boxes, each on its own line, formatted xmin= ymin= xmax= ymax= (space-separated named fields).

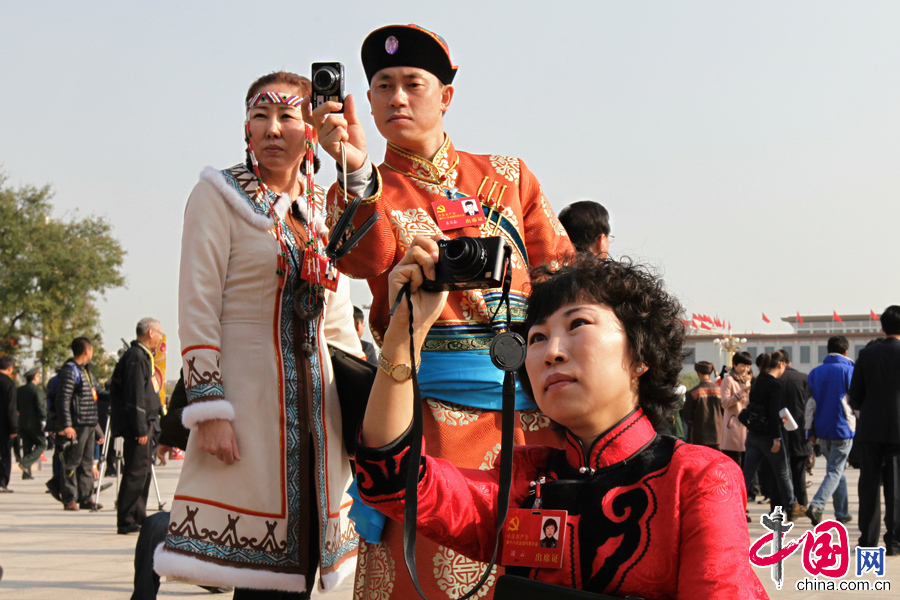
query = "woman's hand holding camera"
xmin=385 ymin=235 xmax=449 ymax=344
xmin=311 ymin=95 xmax=368 ymax=173
xmin=197 ymin=419 xmax=241 ymax=465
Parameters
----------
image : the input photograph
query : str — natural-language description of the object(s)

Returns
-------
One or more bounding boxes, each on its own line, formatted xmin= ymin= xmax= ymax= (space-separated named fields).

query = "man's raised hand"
xmin=311 ymin=94 xmax=368 ymax=173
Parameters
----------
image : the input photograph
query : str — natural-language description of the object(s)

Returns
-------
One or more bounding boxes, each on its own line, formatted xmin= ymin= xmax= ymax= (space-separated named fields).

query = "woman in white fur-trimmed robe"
xmin=154 ymin=72 xmax=362 ymax=597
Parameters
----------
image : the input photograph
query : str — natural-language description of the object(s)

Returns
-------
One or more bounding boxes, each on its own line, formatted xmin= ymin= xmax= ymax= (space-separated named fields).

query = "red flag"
xmin=833 ymin=310 xmax=843 ymax=323
xmin=762 ymin=312 xmax=771 ymax=324
xmin=681 ymin=319 xmax=691 ymax=328
xmin=700 ymin=322 xmax=712 ymax=331
xmin=714 ymin=317 xmax=723 ymax=328
xmin=871 ymin=309 xmax=880 ymax=321
xmin=702 ymin=314 xmax=713 ymax=324
xmin=692 ymin=313 xmax=700 ymax=321
xmin=728 ymin=321 xmax=732 ymax=331
xmin=692 ymin=319 xmax=700 ymax=329
xmin=796 ymin=311 xmax=804 ymax=325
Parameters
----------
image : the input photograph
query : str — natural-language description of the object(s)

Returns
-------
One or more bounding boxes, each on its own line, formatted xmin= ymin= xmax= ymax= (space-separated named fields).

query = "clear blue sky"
xmin=2 ymin=1 xmax=898 ymax=371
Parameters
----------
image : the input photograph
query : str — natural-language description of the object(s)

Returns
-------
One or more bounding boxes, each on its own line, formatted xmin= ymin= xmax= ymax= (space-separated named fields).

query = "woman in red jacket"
xmin=354 ymin=239 xmax=767 ymax=599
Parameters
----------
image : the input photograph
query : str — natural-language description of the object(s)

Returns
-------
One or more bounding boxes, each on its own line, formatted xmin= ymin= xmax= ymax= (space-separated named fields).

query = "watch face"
xmin=393 ymin=364 xmax=412 ymax=382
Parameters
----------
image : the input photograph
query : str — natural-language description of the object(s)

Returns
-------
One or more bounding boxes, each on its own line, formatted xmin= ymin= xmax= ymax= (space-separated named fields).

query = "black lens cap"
xmin=490 ymin=331 xmax=526 ymax=372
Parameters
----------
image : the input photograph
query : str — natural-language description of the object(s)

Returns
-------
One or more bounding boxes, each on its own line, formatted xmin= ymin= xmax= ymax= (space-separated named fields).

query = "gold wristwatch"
xmin=378 ymin=353 xmax=416 ymax=383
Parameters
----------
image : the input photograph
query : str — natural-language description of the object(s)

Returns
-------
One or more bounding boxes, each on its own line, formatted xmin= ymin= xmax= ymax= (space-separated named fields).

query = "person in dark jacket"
xmin=849 ymin=305 xmax=900 ymax=554
xmin=539 ymin=518 xmax=559 ymax=549
xmin=110 ymin=317 xmax=164 ymax=535
xmin=780 ymin=353 xmax=812 ymax=516
xmin=682 ymin=361 xmax=723 ymax=449
xmin=0 ymin=356 xmax=18 ymax=493
xmin=742 ymin=351 xmax=796 ymax=518
xmin=56 ymin=337 xmax=102 ymax=510
xmin=16 ymin=366 xmax=47 ymax=479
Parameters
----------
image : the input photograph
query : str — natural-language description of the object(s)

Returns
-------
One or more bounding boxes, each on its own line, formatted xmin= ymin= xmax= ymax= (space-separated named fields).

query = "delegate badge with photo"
xmin=501 ymin=508 xmax=568 ymax=569
xmin=301 ymin=248 xmax=340 ymax=292
xmin=432 ymin=196 xmax=486 ymax=231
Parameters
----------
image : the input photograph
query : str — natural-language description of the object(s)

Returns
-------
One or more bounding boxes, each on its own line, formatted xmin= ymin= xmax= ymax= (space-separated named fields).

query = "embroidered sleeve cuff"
xmin=354 ymin=423 xmax=425 ymax=500
xmin=181 ymin=399 xmax=235 ymax=430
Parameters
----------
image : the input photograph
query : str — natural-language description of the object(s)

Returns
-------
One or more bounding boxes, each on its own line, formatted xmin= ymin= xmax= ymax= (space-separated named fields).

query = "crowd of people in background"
xmin=0 ymin=320 xmax=167 ymax=514
xmin=681 ymin=307 xmax=900 ymax=556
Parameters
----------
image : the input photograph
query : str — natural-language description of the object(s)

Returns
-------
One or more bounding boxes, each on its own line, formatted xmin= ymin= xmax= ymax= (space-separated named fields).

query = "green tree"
xmin=0 ymin=171 xmax=126 ymax=374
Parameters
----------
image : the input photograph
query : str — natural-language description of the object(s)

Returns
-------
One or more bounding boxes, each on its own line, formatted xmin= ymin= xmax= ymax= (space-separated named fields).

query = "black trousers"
xmin=62 ymin=426 xmax=96 ymax=503
xmin=789 ymin=455 xmax=809 ymax=507
xmin=117 ymin=432 xmax=153 ymax=528
xmin=131 ymin=511 xmax=168 ymax=600
xmin=0 ymin=434 xmax=11 ymax=488
xmin=19 ymin=427 xmax=48 ymax=473
xmin=857 ymin=440 xmax=900 ymax=551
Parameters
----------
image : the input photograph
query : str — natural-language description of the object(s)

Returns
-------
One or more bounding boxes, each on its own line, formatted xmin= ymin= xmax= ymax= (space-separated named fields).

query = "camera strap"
xmin=324 ymin=142 xmax=380 ymax=262
xmin=397 ymin=249 xmax=523 ymax=600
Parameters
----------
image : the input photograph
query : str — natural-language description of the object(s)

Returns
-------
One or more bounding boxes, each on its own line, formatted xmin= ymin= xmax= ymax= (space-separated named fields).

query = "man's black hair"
xmin=71 ymin=337 xmax=92 ymax=358
xmin=0 ymin=356 xmax=15 ymax=371
xmin=881 ymin=305 xmax=900 ymax=335
xmin=353 ymin=306 xmax=365 ymax=325
xmin=827 ymin=335 xmax=850 ymax=355
xmin=558 ymin=201 xmax=610 ymax=253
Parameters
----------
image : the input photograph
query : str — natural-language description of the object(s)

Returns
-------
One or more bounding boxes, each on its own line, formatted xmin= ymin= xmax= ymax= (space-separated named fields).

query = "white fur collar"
xmin=199 ymin=166 xmax=327 ymax=237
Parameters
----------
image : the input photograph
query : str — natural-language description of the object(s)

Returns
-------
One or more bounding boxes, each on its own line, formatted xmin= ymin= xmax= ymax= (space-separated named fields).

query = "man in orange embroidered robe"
xmin=313 ymin=24 xmax=572 ymax=599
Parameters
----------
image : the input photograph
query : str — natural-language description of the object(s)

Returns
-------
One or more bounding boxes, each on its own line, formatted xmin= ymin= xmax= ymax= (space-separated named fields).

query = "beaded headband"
xmin=246 ymin=91 xmax=305 ymax=110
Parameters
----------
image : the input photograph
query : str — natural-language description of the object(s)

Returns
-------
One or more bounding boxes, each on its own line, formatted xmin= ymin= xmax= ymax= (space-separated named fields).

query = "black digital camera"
xmin=311 ymin=62 xmax=344 ymax=111
xmin=421 ymin=236 xmax=509 ymax=292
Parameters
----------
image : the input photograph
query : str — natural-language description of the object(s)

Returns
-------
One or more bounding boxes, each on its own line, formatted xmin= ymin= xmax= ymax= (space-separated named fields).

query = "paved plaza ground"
xmin=0 ymin=450 xmax=895 ymax=599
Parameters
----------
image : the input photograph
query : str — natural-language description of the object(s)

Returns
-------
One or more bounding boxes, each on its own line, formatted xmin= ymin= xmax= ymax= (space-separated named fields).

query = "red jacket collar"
xmin=383 ymin=136 xmax=458 ymax=185
xmin=564 ymin=409 xmax=656 ymax=473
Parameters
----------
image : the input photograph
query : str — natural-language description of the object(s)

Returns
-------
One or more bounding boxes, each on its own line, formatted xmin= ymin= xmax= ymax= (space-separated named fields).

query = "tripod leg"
xmin=150 ymin=463 xmax=166 ymax=511
xmin=93 ymin=415 xmax=113 ymax=507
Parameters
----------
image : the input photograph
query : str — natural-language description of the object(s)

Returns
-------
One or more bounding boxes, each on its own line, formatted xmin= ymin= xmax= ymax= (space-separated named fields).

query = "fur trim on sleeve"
xmin=181 ymin=399 xmax=235 ymax=430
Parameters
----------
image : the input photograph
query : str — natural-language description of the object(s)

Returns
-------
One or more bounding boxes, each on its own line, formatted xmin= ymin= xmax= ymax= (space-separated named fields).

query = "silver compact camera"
xmin=311 ymin=62 xmax=344 ymax=111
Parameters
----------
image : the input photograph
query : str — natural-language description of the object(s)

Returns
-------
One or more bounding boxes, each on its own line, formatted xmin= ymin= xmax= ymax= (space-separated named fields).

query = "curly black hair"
xmin=517 ymin=254 xmax=687 ymax=432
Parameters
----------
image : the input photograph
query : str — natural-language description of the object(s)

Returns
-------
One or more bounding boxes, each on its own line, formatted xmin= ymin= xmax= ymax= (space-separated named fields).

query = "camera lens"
xmin=313 ymin=67 xmax=339 ymax=94
xmin=442 ymin=237 xmax=487 ymax=281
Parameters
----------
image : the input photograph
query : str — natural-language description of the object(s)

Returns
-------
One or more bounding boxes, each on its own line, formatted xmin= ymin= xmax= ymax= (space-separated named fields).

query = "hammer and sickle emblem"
xmin=508 ymin=517 xmax=520 ymax=532
xmin=436 ymin=205 xmax=446 ymax=213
